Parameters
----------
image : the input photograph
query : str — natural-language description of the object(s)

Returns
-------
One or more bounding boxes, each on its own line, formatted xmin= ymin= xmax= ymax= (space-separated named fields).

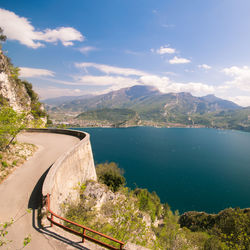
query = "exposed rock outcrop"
xmin=0 ymin=49 xmax=31 ymax=112
xmin=0 ymin=47 xmax=47 ymax=125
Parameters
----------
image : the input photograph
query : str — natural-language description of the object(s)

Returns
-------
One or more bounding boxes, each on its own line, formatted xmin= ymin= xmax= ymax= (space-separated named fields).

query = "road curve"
xmin=0 ymin=132 xmax=83 ymax=249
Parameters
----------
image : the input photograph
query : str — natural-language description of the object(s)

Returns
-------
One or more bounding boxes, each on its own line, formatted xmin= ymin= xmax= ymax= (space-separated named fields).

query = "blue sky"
xmin=1 ymin=0 xmax=250 ymax=106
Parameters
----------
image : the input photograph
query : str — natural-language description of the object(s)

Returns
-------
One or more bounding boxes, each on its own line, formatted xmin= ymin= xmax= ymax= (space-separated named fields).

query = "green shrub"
xmin=133 ymin=188 xmax=162 ymax=221
xmin=204 ymin=236 xmax=228 ymax=250
xmin=96 ymin=162 xmax=125 ymax=192
xmin=1 ymin=161 xmax=8 ymax=168
xmin=12 ymin=160 xmax=17 ymax=166
xmin=179 ymin=208 xmax=250 ymax=249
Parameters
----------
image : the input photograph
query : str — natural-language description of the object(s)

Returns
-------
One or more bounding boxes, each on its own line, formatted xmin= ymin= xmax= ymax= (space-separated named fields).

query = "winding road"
xmin=0 ymin=132 xmax=102 ymax=250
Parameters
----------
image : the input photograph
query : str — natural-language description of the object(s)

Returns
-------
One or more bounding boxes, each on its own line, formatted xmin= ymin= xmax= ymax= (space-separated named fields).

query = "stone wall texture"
xmin=28 ymin=128 xmax=97 ymax=215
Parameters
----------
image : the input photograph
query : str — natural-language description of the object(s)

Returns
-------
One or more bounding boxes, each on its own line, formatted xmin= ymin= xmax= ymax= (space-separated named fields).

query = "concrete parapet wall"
xmin=28 ymin=128 xmax=97 ymax=215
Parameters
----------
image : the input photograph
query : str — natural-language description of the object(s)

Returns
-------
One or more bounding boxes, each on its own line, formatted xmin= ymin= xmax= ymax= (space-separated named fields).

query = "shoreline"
xmin=66 ymin=124 xmax=250 ymax=134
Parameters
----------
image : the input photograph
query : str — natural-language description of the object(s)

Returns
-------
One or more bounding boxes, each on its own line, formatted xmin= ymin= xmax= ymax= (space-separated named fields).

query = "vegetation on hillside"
xmin=0 ymin=105 xmax=28 ymax=150
xmin=0 ymin=29 xmax=47 ymax=180
xmin=62 ymin=162 xmax=250 ymax=249
xmin=179 ymin=209 xmax=250 ymax=249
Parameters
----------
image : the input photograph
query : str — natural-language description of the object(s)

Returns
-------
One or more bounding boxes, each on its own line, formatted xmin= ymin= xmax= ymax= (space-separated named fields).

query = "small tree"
xmin=0 ymin=105 xmax=28 ymax=150
xmin=0 ymin=27 xmax=7 ymax=42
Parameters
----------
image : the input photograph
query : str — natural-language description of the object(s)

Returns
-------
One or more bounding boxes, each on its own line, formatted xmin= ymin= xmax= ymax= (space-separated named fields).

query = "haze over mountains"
xmin=44 ymin=85 xmax=250 ymax=130
xmin=44 ymin=85 xmax=240 ymax=112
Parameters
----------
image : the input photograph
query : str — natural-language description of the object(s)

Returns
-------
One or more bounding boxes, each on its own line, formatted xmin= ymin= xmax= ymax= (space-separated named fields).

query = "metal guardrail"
xmin=46 ymin=194 xmax=125 ymax=250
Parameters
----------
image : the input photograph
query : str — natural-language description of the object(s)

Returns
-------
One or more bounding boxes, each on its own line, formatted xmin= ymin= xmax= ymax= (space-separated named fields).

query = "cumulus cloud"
xmin=78 ymin=46 xmax=98 ymax=55
xmin=223 ymin=66 xmax=250 ymax=91
xmin=75 ymin=62 xmax=147 ymax=76
xmin=226 ymin=96 xmax=250 ymax=107
xmin=35 ymin=61 xmax=215 ymax=98
xmin=73 ymin=63 xmax=214 ymax=96
xmin=198 ymin=64 xmax=211 ymax=70
xmin=153 ymin=45 xmax=176 ymax=55
xmin=169 ymin=56 xmax=191 ymax=64
xmin=19 ymin=67 xmax=55 ymax=78
xmin=139 ymin=75 xmax=214 ymax=96
xmin=0 ymin=8 xmax=84 ymax=48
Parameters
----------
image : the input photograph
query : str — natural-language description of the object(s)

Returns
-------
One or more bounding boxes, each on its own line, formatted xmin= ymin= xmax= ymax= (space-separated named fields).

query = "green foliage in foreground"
xmin=64 ymin=163 xmax=250 ymax=249
xmin=0 ymin=105 xmax=28 ymax=150
xmin=0 ymin=220 xmax=13 ymax=247
xmin=179 ymin=208 xmax=250 ymax=249
xmin=0 ymin=219 xmax=31 ymax=248
xmin=96 ymin=162 xmax=126 ymax=192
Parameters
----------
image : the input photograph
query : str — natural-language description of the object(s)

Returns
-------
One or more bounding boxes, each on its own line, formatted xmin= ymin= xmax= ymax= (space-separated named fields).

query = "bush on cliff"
xmin=179 ymin=208 xmax=250 ymax=249
xmin=96 ymin=162 xmax=125 ymax=192
xmin=133 ymin=188 xmax=162 ymax=221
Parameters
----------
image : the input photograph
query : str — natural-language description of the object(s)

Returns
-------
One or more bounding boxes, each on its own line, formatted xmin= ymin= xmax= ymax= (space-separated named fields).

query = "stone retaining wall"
xmin=28 ymin=128 xmax=97 ymax=214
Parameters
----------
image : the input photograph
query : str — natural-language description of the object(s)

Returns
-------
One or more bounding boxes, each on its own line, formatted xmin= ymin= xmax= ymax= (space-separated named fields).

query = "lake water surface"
xmin=72 ymin=127 xmax=250 ymax=213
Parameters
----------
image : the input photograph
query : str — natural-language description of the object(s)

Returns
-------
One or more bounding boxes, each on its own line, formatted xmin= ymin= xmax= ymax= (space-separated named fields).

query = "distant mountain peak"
xmin=200 ymin=94 xmax=241 ymax=109
xmin=125 ymin=85 xmax=160 ymax=99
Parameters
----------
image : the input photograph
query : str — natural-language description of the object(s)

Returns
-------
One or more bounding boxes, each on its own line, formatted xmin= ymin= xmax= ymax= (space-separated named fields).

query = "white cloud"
xmin=74 ymin=63 xmax=214 ymax=96
xmin=39 ymin=27 xmax=83 ymax=46
xmin=165 ymin=82 xmax=214 ymax=96
xmin=19 ymin=67 xmax=55 ymax=78
xmin=139 ymin=75 xmax=214 ymax=96
xmin=36 ymin=86 xmax=91 ymax=100
xmin=169 ymin=56 xmax=191 ymax=64
xmin=198 ymin=64 xmax=211 ymax=70
xmin=154 ymin=45 xmax=176 ymax=55
xmin=36 ymin=62 xmax=215 ymax=98
xmin=75 ymin=75 xmax=138 ymax=86
xmin=0 ymin=8 xmax=84 ymax=48
xmin=75 ymin=62 xmax=147 ymax=76
xmin=222 ymin=66 xmax=250 ymax=91
xmin=226 ymin=96 xmax=250 ymax=107
xmin=78 ymin=46 xmax=98 ymax=55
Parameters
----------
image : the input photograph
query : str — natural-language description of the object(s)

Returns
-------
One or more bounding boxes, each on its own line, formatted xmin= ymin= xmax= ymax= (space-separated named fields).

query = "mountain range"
xmin=44 ymin=85 xmax=250 ymax=130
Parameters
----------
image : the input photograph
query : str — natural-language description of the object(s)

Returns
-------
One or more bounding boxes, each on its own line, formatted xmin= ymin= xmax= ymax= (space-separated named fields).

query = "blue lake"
xmin=71 ymin=127 xmax=250 ymax=214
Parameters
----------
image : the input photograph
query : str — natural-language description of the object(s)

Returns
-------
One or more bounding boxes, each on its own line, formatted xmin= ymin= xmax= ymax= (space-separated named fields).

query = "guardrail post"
xmin=51 ymin=214 xmax=54 ymax=227
xmin=82 ymin=228 xmax=86 ymax=243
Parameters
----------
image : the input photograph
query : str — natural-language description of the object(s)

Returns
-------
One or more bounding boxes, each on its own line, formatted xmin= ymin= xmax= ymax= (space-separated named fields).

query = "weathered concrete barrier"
xmin=28 ymin=128 xmax=97 ymax=214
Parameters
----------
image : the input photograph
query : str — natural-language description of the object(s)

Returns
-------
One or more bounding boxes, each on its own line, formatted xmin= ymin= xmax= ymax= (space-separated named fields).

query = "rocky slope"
xmin=0 ymin=49 xmax=30 ymax=112
xmin=0 ymin=47 xmax=47 ymax=125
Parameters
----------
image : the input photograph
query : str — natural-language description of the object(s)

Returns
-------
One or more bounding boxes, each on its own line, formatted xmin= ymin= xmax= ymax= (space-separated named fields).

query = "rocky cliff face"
xmin=0 ymin=47 xmax=47 ymax=125
xmin=0 ymin=49 xmax=31 ymax=112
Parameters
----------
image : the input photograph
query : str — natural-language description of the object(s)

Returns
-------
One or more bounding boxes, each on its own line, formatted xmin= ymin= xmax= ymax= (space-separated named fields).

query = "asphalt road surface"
xmin=0 ymin=132 xmax=93 ymax=249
